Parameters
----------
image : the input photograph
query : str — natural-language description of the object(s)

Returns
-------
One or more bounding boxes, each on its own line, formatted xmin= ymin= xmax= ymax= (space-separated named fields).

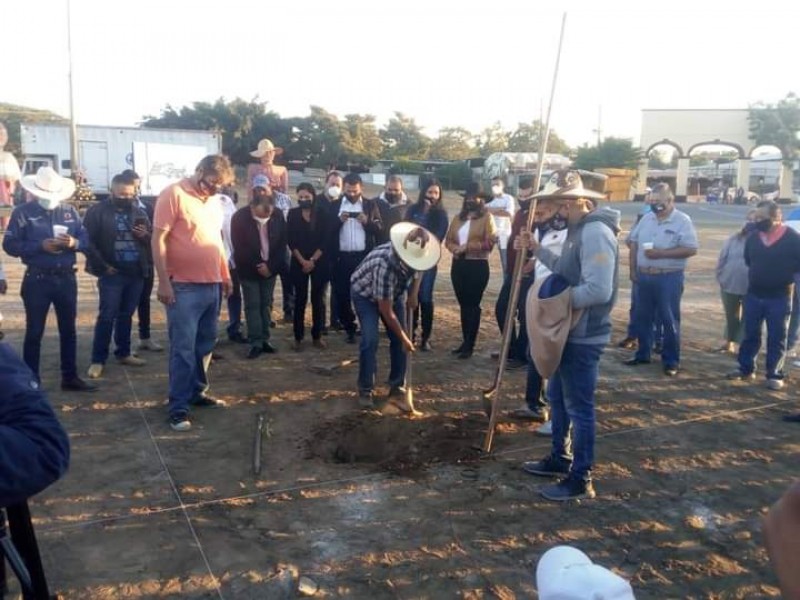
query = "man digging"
xmin=350 ymin=222 xmax=441 ymax=412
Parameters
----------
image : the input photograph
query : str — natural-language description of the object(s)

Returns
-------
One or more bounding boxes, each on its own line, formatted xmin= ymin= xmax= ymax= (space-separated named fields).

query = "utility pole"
xmin=66 ymin=0 xmax=79 ymax=175
xmin=592 ymin=105 xmax=603 ymax=147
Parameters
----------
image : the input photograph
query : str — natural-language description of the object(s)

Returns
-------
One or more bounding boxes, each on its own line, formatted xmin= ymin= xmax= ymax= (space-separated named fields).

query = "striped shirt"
xmin=350 ymin=243 xmax=412 ymax=302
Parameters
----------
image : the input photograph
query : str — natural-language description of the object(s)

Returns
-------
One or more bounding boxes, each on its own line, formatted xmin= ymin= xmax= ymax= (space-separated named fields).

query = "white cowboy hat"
xmin=533 ymin=169 xmax=607 ymax=202
xmin=390 ymin=222 xmax=441 ymax=272
xmin=20 ymin=166 xmax=76 ymax=203
xmin=536 ymin=546 xmax=636 ymax=600
xmin=249 ymin=138 xmax=283 ymax=158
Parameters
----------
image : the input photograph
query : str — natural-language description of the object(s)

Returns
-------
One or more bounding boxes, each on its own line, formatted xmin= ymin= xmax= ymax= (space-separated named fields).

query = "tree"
xmin=572 ymin=137 xmax=641 ymax=171
xmin=749 ymin=92 xmax=800 ymax=165
xmin=428 ymin=126 xmax=475 ymax=160
xmin=648 ymin=149 xmax=671 ymax=169
xmin=340 ymin=114 xmax=382 ymax=166
xmin=476 ymin=121 xmax=510 ymax=156
xmin=380 ymin=112 xmax=430 ymax=159
xmin=506 ymin=120 xmax=570 ymax=155
xmin=0 ymin=102 xmax=67 ymax=157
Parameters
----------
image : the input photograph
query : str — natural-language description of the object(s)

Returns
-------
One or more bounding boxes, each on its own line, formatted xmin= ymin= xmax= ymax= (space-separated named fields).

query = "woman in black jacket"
xmin=287 ymin=182 xmax=328 ymax=350
xmin=406 ymin=179 xmax=449 ymax=350
xmin=230 ymin=182 xmax=287 ymax=359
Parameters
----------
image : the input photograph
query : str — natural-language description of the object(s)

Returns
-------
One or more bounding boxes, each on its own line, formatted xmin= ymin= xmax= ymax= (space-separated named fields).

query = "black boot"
xmin=420 ymin=302 xmax=434 ymax=351
xmin=451 ymin=305 xmax=468 ymax=355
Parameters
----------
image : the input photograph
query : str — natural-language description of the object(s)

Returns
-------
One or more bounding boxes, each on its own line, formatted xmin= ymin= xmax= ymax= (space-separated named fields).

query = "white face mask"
xmin=253 ymin=215 xmax=270 ymax=226
xmin=37 ymin=197 xmax=60 ymax=211
xmin=327 ymin=185 xmax=341 ymax=199
xmin=491 ymin=185 xmax=503 ymax=195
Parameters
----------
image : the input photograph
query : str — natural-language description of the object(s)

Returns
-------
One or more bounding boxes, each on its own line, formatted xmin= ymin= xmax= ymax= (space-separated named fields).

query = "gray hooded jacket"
xmin=534 ymin=206 xmax=621 ymax=345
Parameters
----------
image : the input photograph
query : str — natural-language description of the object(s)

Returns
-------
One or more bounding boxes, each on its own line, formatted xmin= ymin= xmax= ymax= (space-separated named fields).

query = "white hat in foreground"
xmin=536 ymin=546 xmax=636 ymax=600
xmin=390 ymin=222 xmax=441 ymax=272
xmin=20 ymin=166 xmax=76 ymax=204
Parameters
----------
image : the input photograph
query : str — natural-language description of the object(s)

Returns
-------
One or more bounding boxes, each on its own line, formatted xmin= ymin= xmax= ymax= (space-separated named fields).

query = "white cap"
xmin=536 ymin=546 xmax=636 ymax=600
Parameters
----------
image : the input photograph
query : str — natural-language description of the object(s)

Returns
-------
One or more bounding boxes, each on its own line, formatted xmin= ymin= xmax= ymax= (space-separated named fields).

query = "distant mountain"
xmin=0 ymin=102 xmax=67 ymax=156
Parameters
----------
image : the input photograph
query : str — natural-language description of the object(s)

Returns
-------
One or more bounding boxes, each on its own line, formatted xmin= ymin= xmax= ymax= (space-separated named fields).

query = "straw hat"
xmin=533 ymin=169 xmax=607 ymax=202
xmin=20 ymin=166 xmax=76 ymax=203
xmin=536 ymin=545 xmax=636 ymax=600
xmin=390 ymin=222 xmax=441 ymax=272
xmin=249 ymin=138 xmax=283 ymax=158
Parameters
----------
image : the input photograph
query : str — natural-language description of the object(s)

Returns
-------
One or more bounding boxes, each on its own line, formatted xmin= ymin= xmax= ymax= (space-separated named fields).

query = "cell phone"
xmin=133 ymin=217 xmax=148 ymax=228
xmin=347 ymin=211 xmax=361 ymax=218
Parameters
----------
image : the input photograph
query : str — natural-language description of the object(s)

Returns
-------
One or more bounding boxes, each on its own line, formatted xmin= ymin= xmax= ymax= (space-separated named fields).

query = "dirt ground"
xmin=1 ymin=197 xmax=797 ymax=599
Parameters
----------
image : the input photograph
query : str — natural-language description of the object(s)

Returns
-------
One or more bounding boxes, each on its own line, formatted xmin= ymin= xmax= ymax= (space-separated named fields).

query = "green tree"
xmin=648 ymin=149 xmax=671 ymax=169
xmin=572 ymin=137 xmax=641 ymax=171
xmin=380 ymin=112 xmax=430 ymax=159
xmin=476 ymin=121 xmax=510 ymax=156
xmin=340 ymin=114 xmax=382 ymax=166
xmin=0 ymin=102 xmax=67 ymax=157
xmin=748 ymin=92 xmax=800 ymax=165
xmin=428 ymin=126 xmax=474 ymax=160
xmin=506 ymin=120 xmax=570 ymax=155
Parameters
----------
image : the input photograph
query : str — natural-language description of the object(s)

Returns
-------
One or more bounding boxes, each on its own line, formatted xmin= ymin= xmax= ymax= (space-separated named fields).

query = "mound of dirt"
xmin=307 ymin=411 xmax=486 ymax=475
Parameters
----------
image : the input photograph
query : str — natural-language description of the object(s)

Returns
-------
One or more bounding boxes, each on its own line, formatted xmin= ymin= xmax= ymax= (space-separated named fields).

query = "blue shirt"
xmin=2 ymin=201 xmax=88 ymax=270
xmin=113 ymin=210 xmax=140 ymax=267
xmin=629 ymin=209 xmax=698 ymax=270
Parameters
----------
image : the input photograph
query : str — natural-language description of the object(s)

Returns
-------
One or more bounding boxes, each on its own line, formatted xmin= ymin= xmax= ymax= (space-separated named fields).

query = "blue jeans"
xmin=166 ymin=282 xmax=221 ymax=418
xmin=738 ymin=293 xmax=791 ymax=379
xmin=353 ymin=293 xmax=406 ymax=396
xmin=91 ymin=272 xmax=144 ymax=364
xmin=21 ymin=270 xmax=78 ymax=380
xmin=550 ymin=342 xmax=605 ymax=480
xmin=786 ymin=287 xmax=799 ymax=351
xmin=635 ymin=271 xmax=683 ymax=368
xmin=627 ymin=281 xmax=664 ymax=345
xmin=418 ymin=267 xmax=437 ymax=304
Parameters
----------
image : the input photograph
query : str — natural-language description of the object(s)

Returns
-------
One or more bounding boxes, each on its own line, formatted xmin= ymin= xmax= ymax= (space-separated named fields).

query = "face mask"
xmin=253 ymin=215 xmax=269 ymax=226
xmin=385 ymin=192 xmax=401 ymax=204
xmin=650 ymin=203 xmax=667 ymax=214
xmin=743 ymin=222 xmax=757 ymax=234
xmin=37 ymin=197 xmax=60 ymax=211
xmin=327 ymin=185 xmax=341 ymax=199
xmin=491 ymin=185 xmax=503 ymax=195
xmin=465 ymin=199 xmax=480 ymax=212
xmin=112 ymin=197 xmax=132 ymax=209
xmin=548 ymin=214 xmax=568 ymax=231
xmin=518 ymin=198 xmax=531 ymax=211
xmin=298 ymin=199 xmax=313 ymax=209
xmin=755 ymin=219 xmax=772 ymax=232
xmin=424 ymin=195 xmax=438 ymax=206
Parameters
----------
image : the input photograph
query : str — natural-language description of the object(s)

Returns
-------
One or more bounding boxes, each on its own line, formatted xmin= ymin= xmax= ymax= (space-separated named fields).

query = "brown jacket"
xmin=444 ymin=212 xmax=497 ymax=260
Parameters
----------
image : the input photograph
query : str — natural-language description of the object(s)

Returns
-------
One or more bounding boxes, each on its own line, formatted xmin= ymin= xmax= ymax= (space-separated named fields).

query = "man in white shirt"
xmin=218 ymin=191 xmax=246 ymax=342
xmin=486 ymin=176 xmax=516 ymax=278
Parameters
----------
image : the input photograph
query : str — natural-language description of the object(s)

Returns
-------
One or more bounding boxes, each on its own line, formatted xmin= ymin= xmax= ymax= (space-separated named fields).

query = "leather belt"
xmin=639 ymin=267 xmax=682 ymax=275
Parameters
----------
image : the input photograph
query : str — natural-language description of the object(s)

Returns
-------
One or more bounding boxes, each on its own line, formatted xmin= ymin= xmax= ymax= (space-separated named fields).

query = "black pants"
xmin=495 ymin=273 xmax=534 ymax=361
xmin=334 ymin=251 xmax=366 ymax=334
xmin=291 ymin=260 xmax=327 ymax=341
xmin=137 ymin=273 xmax=154 ymax=340
xmin=278 ymin=249 xmax=294 ymax=318
xmin=451 ymin=258 xmax=489 ymax=350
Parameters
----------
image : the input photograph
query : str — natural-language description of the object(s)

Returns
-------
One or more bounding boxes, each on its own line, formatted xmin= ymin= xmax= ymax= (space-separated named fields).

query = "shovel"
xmin=309 ymin=358 xmax=357 ymax=376
xmin=386 ymin=305 xmax=421 ymax=415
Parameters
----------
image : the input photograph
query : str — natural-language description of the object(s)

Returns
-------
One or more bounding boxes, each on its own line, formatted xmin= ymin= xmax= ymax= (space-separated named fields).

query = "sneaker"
xmin=663 ymin=366 xmax=679 ymax=377
xmin=138 ymin=338 xmax=163 ymax=352
xmin=540 ymin=475 xmax=596 ymax=502
xmin=490 ymin=350 xmax=500 ymax=360
xmin=788 ymin=349 xmax=797 ymax=359
xmin=617 ymin=337 xmax=637 ymax=350
xmin=169 ymin=415 xmax=192 ymax=431
xmin=420 ymin=339 xmax=432 ymax=352
xmin=312 ymin=338 xmax=327 ymax=349
xmin=727 ymin=370 xmax=756 ymax=381
xmin=61 ymin=377 xmax=98 ymax=392
xmin=536 ymin=421 xmax=553 ymax=436
xmin=508 ymin=406 xmax=548 ymax=421
xmin=86 ymin=363 xmax=104 ymax=379
xmin=358 ymin=393 xmax=374 ymax=409
xmin=190 ymin=395 xmax=227 ymax=408
xmin=767 ymin=378 xmax=785 ymax=391
xmin=522 ymin=455 xmax=571 ymax=478
xmin=117 ymin=355 xmax=146 ymax=367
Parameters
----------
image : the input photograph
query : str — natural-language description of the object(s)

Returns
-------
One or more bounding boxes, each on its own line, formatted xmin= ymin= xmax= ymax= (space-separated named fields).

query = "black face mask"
xmin=742 ymin=222 xmax=758 ymax=234
xmin=465 ymin=199 xmax=480 ymax=212
xmin=548 ymin=214 xmax=568 ymax=231
xmin=112 ymin=197 xmax=133 ymax=209
xmin=298 ymin=199 xmax=313 ymax=209
xmin=385 ymin=192 xmax=401 ymax=204
xmin=518 ymin=198 xmax=531 ymax=211
xmin=755 ymin=219 xmax=772 ymax=232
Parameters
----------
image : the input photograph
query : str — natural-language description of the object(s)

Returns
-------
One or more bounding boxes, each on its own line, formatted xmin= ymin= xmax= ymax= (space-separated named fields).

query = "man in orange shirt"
xmin=152 ymin=155 xmax=234 ymax=431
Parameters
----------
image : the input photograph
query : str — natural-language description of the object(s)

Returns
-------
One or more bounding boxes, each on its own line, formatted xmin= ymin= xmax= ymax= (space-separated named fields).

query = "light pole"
xmin=66 ymin=0 xmax=79 ymax=175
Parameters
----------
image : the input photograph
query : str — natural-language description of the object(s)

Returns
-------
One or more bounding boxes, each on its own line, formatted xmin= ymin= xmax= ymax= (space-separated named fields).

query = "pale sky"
xmin=4 ymin=0 xmax=798 ymax=149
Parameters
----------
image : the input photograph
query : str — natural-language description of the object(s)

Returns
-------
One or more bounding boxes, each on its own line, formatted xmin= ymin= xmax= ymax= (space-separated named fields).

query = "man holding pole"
xmin=350 ymin=222 xmax=440 ymax=411
xmin=520 ymin=170 xmax=620 ymax=501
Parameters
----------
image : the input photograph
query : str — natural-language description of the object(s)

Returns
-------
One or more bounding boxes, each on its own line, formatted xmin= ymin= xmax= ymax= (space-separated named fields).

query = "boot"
xmin=420 ymin=302 xmax=434 ymax=351
xmin=451 ymin=305 xmax=469 ymax=355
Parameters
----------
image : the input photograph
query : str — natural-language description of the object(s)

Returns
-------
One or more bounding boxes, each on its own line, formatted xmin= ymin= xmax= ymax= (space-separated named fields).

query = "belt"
xmin=639 ymin=267 xmax=682 ymax=275
xmin=26 ymin=266 xmax=76 ymax=276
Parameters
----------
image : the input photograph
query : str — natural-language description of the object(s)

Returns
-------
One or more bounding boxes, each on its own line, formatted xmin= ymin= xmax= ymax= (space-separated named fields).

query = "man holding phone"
xmin=2 ymin=166 xmax=95 ymax=391
xmin=83 ymin=172 xmax=152 ymax=379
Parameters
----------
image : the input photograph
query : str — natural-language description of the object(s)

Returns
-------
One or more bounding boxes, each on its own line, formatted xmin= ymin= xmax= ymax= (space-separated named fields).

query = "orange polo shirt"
xmin=153 ymin=179 xmax=230 ymax=283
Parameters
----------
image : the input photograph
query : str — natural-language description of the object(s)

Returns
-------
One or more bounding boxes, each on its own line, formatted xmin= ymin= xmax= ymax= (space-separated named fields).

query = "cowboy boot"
xmin=420 ymin=302 xmax=434 ymax=351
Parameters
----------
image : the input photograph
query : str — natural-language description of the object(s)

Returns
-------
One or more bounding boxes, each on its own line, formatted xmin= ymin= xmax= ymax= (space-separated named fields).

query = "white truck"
xmin=20 ymin=123 xmax=222 ymax=198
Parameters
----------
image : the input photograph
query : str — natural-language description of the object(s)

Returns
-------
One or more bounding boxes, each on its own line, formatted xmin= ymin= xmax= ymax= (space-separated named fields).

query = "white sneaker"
xmin=536 ymin=421 xmax=552 ymax=436
xmin=793 ymin=359 xmax=800 ymax=368
xmin=169 ymin=415 xmax=192 ymax=431
xmin=86 ymin=363 xmax=103 ymax=379
xmin=138 ymin=338 xmax=163 ymax=352
xmin=767 ymin=378 xmax=785 ymax=391
xmin=117 ymin=355 xmax=147 ymax=367
xmin=787 ymin=349 xmax=797 ymax=359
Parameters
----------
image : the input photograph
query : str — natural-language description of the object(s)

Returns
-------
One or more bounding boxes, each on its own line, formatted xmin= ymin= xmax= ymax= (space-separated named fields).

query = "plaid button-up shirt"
xmin=351 ymin=243 xmax=413 ymax=302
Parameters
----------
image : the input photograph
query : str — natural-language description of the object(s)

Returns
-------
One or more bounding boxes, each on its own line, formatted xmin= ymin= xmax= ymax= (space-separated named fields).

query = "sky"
xmin=4 ymin=0 xmax=799 ymax=149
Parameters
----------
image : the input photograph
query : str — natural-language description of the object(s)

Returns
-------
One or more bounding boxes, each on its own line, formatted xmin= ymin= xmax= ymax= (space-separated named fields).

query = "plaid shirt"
xmin=351 ymin=243 xmax=413 ymax=302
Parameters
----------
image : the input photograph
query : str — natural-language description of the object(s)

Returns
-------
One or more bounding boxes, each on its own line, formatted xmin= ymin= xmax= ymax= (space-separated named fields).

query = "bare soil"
xmin=0 ymin=199 xmax=796 ymax=599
